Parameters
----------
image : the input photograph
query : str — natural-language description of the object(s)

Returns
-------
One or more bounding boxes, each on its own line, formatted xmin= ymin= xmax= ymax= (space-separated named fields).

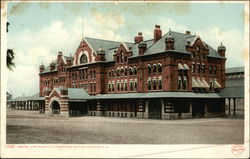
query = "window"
xmin=153 ymin=79 xmax=157 ymax=90
xmin=158 ymin=79 xmax=162 ymax=90
xmin=90 ymin=83 xmax=93 ymax=92
xmin=116 ymin=69 xmax=120 ymax=77
xmin=197 ymin=65 xmax=201 ymax=74
xmin=148 ymin=64 xmax=151 ymax=74
xmin=112 ymin=83 xmax=115 ymax=92
xmin=153 ymin=64 xmax=157 ymax=73
xmin=133 ymin=67 xmax=137 ymax=75
xmin=134 ymin=81 xmax=137 ymax=91
xmin=202 ymin=53 xmax=206 ymax=59
xmin=202 ymin=65 xmax=206 ymax=74
xmin=191 ymin=64 xmax=195 ymax=73
xmin=117 ymin=56 xmax=120 ymax=63
xmin=124 ymin=56 xmax=127 ymax=62
xmin=214 ymin=66 xmax=217 ymax=75
xmin=158 ymin=63 xmax=162 ymax=73
xmin=80 ymin=54 xmax=88 ymax=64
xmin=124 ymin=68 xmax=127 ymax=76
xmin=108 ymin=83 xmax=111 ymax=92
xmin=124 ymin=83 xmax=127 ymax=91
xmin=178 ymin=76 xmax=182 ymax=90
xmin=130 ymin=81 xmax=133 ymax=91
xmin=183 ymin=77 xmax=187 ymax=90
xmin=191 ymin=52 xmax=195 ymax=59
xmin=108 ymin=70 xmax=111 ymax=77
xmin=93 ymin=83 xmax=96 ymax=92
xmin=129 ymin=67 xmax=133 ymax=75
xmin=93 ymin=70 xmax=96 ymax=78
xmin=148 ymin=80 xmax=151 ymax=90
xmin=120 ymin=68 xmax=124 ymax=76
xmin=116 ymin=82 xmax=120 ymax=91
xmin=209 ymin=66 xmax=212 ymax=75
xmin=120 ymin=83 xmax=123 ymax=91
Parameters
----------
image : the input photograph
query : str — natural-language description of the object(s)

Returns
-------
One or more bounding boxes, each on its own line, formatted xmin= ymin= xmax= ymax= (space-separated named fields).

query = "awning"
xmin=197 ymin=78 xmax=206 ymax=88
xmin=178 ymin=63 xmax=184 ymax=70
xmin=183 ymin=64 xmax=190 ymax=70
xmin=214 ymin=80 xmax=222 ymax=88
xmin=202 ymin=78 xmax=210 ymax=88
xmin=192 ymin=77 xmax=199 ymax=88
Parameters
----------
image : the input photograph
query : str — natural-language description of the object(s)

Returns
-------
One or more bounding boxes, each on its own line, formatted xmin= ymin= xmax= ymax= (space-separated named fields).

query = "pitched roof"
xmin=84 ymin=37 xmax=134 ymax=62
xmin=218 ymin=86 xmax=244 ymax=98
xmin=144 ymin=31 xmax=222 ymax=58
xmin=11 ymin=93 xmax=45 ymax=101
xmin=226 ymin=67 xmax=244 ymax=74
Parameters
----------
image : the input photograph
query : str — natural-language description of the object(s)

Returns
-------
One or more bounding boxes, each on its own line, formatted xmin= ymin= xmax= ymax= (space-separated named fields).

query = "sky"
xmin=6 ymin=2 xmax=246 ymax=98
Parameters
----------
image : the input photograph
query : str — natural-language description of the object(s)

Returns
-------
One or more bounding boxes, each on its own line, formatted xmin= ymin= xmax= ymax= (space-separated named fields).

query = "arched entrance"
xmin=51 ymin=100 xmax=60 ymax=114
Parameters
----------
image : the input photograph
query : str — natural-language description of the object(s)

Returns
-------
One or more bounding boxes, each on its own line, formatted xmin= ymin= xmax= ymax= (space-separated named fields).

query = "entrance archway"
xmin=51 ymin=100 xmax=60 ymax=114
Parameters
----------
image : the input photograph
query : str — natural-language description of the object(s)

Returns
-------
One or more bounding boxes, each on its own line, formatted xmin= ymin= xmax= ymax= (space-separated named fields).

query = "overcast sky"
xmin=6 ymin=2 xmax=245 ymax=98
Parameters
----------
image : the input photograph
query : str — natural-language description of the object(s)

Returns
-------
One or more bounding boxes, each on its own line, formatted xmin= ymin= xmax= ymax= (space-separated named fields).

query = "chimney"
xmin=154 ymin=25 xmax=162 ymax=43
xmin=134 ymin=32 xmax=143 ymax=44
xmin=57 ymin=51 xmax=63 ymax=61
xmin=186 ymin=30 xmax=191 ymax=35
xmin=138 ymin=42 xmax=147 ymax=56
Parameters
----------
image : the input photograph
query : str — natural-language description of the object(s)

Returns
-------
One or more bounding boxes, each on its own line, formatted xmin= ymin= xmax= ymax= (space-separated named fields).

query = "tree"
xmin=7 ymin=49 xmax=15 ymax=71
xmin=6 ymin=22 xmax=15 ymax=71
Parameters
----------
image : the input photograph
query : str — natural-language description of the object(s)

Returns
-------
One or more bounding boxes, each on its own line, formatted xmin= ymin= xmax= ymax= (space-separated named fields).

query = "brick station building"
xmin=39 ymin=25 xmax=227 ymax=119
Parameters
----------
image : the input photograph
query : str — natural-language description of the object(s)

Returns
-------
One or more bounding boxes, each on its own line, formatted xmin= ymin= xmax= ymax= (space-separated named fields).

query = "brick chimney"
xmin=154 ymin=25 xmax=162 ymax=43
xmin=96 ymin=48 xmax=106 ymax=61
xmin=66 ymin=55 xmax=74 ymax=66
xmin=134 ymin=32 xmax=143 ymax=44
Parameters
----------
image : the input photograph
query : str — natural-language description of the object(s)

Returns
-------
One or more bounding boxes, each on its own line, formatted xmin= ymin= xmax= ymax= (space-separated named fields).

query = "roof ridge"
xmin=84 ymin=37 xmax=132 ymax=44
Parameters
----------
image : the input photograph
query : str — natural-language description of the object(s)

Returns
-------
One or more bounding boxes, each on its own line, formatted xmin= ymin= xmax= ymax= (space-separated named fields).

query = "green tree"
xmin=6 ymin=22 xmax=15 ymax=71
xmin=7 ymin=49 xmax=15 ymax=71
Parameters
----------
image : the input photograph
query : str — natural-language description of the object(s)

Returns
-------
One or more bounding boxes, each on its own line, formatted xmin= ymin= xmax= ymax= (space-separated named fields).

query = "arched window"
xmin=148 ymin=64 xmax=151 ymax=74
xmin=120 ymin=68 xmax=124 ymax=76
xmin=124 ymin=67 xmax=128 ymax=76
xmin=133 ymin=66 xmax=137 ymax=75
xmin=158 ymin=63 xmax=162 ymax=73
xmin=153 ymin=64 xmax=157 ymax=73
xmin=80 ymin=54 xmax=88 ymax=64
xmin=214 ymin=66 xmax=217 ymax=75
xmin=129 ymin=67 xmax=133 ymax=75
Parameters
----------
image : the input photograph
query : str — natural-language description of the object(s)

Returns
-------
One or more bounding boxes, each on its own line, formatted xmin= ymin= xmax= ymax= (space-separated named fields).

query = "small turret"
xmin=50 ymin=61 xmax=56 ymax=71
xmin=138 ymin=42 xmax=147 ymax=56
xmin=39 ymin=63 xmax=45 ymax=73
xmin=217 ymin=42 xmax=226 ymax=57
xmin=66 ymin=54 xmax=74 ymax=66
xmin=96 ymin=48 xmax=106 ymax=61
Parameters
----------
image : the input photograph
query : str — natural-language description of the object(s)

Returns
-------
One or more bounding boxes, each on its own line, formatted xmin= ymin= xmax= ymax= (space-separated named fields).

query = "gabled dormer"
xmin=114 ymin=43 xmax=131 ymax=65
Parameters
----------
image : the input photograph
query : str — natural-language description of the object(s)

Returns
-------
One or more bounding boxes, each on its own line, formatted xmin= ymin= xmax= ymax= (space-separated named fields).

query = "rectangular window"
xmin=202 ymin=65 xmax=206 ymax=74
xmin=192 ymin=64 xmax=195 ymax=73
xmin=197 ymin=65 xmax=201 ymax=74
xmin=158 ymin=79 xmax=162 ymax=90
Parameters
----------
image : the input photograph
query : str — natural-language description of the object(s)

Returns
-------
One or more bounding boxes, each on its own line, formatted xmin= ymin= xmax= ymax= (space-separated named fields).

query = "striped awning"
xmin=192 ymin=77 xmax=199 ymax=88
xmin=202 ymin=78 xmax=210 ymax=88
xmin=183 ymin=64 xmax=190 ymax=70
xmin=214 ymin=80 xmax=222 ymax=88
xmin=178 ymin=63 xmax=185 ymax=70
xmin=197 ymin=78 xmax=206 ymax=88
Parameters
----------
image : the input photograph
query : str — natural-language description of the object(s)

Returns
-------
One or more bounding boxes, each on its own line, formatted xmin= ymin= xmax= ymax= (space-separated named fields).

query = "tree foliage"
xmin=7 ymin=49 xmax=15 ymax=71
